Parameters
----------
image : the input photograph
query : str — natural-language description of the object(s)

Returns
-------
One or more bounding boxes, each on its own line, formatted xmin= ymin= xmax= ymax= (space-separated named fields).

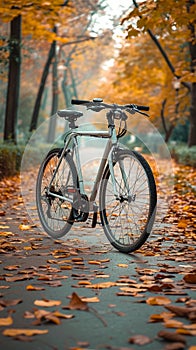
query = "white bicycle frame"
xmin=47 ymin=122 xmax=126 ymax=210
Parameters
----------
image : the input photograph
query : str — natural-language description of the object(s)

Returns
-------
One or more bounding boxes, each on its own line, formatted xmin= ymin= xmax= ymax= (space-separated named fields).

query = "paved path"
xmin=0 ymin=150 xmax=195 ymax=350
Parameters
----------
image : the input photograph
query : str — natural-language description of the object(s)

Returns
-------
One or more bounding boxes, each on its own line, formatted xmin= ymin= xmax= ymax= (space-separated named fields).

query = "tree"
xmin=3 ymin=15 xmax=21 ymax=143
xmin=1 ymin=0 xmax=74 ymax=143
xmin=122 ymin=0 xmax=196 ymax=146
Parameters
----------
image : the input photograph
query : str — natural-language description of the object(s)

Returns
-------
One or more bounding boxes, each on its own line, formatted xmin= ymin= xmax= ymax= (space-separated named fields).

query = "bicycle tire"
xmin=36 ymin=148 xmax=78 ymax=239
xmin=99 ymin=149 xmax=157 ymax=253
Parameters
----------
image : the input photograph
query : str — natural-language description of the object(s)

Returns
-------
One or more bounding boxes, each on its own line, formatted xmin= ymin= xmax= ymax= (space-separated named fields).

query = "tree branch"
xmin=132 ymin=0 xmax=191 ymax=91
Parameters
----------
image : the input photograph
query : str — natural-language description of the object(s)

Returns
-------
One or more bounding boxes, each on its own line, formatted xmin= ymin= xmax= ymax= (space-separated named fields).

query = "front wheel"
xmin=99 ymin=150 xmax=157 ymax=253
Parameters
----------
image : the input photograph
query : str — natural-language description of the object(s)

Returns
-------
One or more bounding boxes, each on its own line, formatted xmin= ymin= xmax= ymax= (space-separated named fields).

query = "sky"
xmin=91 ymin=0 xmax=132 ymax=34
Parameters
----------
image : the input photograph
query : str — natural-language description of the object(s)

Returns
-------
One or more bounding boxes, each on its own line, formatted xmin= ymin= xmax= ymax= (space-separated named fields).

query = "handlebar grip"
xmin=71 ymin=99 xmax=90 ymax=105
xmin=135 ymin=105 xmax=150 ymax=111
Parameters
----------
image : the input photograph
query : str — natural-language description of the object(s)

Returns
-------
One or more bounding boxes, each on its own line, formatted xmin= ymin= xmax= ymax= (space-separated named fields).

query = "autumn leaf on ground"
xmin=34 ymin=299 xmax=61 ymax=307
xmin=33 ymin=309 xmax=60 ymax=325
xmin=148 ymin=312 xmax=174 ymax=323
xmin=164 ymin=319 xmax=184 ymax=328
xmin=85 ymin=281 xmax=116 ymax=289
xmin=19 ymin=224 xmax=32 ymax=231
xmin=5 ymin=274 xmax=33 ymax=282
xmin=117 ymin=264 xmax=128 ymax=268
xmin=176 ymin=328 xmax=196 ymax=336
xmin=146 ymin=296 xmax=171 ymax=306
xmin=183 ymin=273 xmax=196 ymax=284
xmin=129 ymin=334 xmax=152 ymax=345
xmin=0 ymin=299 xmax=22 ymax=307
xmin=80 ymin=296 xmax=100 ymax=303
xmin=65 ymin=292 xmax=88 ymax=311
xmin=158 ymin=330 xmax=186 ymax=343
xmin=165 ymin=305 xmax=196 ymax=319
xmin=26 ymin=285 xmax=45 ymax=291
xmin=3 ymin=328 xmax=48 ymax=337
xmin=88 ymin=260 xmax=101 ymax=265
xmin=3 ymin=265 xmax=20 ymax=270
xmin=53 ymin=311 xmax=74 ymax=319
xmin=0 ymin=316 xmax=13 ymax=326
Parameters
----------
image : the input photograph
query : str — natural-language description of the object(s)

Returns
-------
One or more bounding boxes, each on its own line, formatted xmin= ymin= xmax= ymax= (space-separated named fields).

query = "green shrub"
xmin=0 ymin=144 xmax=25 ymax=179
xmin=0 ymin=143 xmax=52 ymax=180
xmin=170 ymin=144 xmax=196 ymax=167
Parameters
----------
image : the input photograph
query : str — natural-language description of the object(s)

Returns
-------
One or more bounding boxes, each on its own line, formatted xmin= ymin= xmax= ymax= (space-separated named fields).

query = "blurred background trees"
xmin=0 ymin=0 xmax=195 ymax=149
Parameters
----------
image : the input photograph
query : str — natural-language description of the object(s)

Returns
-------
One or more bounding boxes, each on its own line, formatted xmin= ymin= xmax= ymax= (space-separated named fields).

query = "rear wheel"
xmin=36 ymin=148 xmax=78 ymax=239
xmin=99 ymin=149 xmax=157 ymax=253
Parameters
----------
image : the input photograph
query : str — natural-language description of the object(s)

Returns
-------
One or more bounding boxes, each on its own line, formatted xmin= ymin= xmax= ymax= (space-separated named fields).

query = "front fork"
xmin=108 ymin=147 xmax=130 ymax=199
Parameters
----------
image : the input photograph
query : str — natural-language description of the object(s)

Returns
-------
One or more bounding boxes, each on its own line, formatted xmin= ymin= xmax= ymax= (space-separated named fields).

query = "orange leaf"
xmin=176 ymin=328 xmax=196 ymax=336
xmin=81 ymin=296 xmax=100 ymax=303
xmin=53 ymin=311 xmax=74 ymax=319
xmin=129 ymin=334 xmax=152 ymax=345
xmin=117 ymin=264 xmax=128 ymax=268
xmin=88 ymin=260 xmax=101 ymax=265
xmin=86 ymin=281 xmax=116 ymax=289
xmin=183 ymin=273 xmax=196 ymax=284
xmin=67 ymin=292 xmax=88 ymax=311
xmin=0 ymin=316 xmax=13 ymax=326
xmin=19 ymin=224 xmax=32 ymax=231
xmin=164 ymin=320 xmax=184 ymax=328
xmin=34 ymin=299 xmax=61 ymax=307
xmin=146 ymin=296 xmax=171 ymax=306
xmin=148 ymin=312 xmax=174 ymax=323
xmin=3 ymin=328 xmax=48 ymax=337
xmin=158 ymin=330 xmax=186 ymax=343
xmin=26 ymin=285 xmax=45 ymax=291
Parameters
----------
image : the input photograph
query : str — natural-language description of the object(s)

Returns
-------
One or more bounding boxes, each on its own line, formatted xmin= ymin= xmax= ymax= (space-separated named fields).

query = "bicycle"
xmin=36 ymin=98 xmax=157 ymax=253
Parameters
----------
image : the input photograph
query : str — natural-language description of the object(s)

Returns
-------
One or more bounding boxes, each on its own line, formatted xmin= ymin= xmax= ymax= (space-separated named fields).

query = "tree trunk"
xmin=29 ymin=42 xmax=55 ymax=132
xmin=4 ymin=15 xmax=21 ymax=143
xmin=188 ymin=83 xmax=196 ymax=147
xmin=47 ymin=35 xmax=58 ymax=143
xmin=187 ymin=0 xmax=196 ymax=147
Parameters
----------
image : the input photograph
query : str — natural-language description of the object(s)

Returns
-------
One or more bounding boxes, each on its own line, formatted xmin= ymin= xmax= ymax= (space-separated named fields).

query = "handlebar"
xmin=71 ymin=98 xmax=149 ymax=113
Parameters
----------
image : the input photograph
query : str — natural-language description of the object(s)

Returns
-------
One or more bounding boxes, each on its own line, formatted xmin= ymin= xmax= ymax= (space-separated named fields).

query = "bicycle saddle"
xmin=57 ymin=110 xmax=83 ymax=119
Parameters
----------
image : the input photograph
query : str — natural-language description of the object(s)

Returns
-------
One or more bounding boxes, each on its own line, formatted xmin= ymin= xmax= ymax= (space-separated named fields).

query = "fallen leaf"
xmin=0 ymin=299 xmax=22 ymax=307
xmin=60 ymin=265 xmax=72 ymax=270
xmin=183 ymin=273 xmax=196 ymax=284
xmin=146 ymin=296 xmax=171 ymax=306
xmin=53 ymin=311 xmax=74 ymax=319
xmin=81 ymin=296 xmax=100 ymax=303
xmin=176 ymin=328 xmax=196 ymax=336
xmin=158 ymin=330 xmax=186 ymax=343
xmin=0 ymin=316 xmax=13 ymax=326
xmin=3 ymin=328 xmax=48 ymax=337
xmin=3 ymin=265 xmax=20 ymax=270
xmin=164 ymin=320 xmax=184 ymax=328
xmin=148 ymin=312 xmax=174 ymax=323
xmin=5 ymin=274 xmax=32 ymax=282
xmin=117 ymin=264 xmax=128 ymax=268
xmin=165 ymin=305 xmax=196 ymax=319
xmin=66 ymin=292 xmax=88 ymax=311
xmin=88 ymin=260 xmax=101 ymax=265
xmin=26 ymin=285 xmax=45 ymax=291
xmin=86 ymin=281 xmax=116 ymax=289
xmin=34 ymin=299 xmax=61 ymax=307
xmin=78 ymin=281 xmax=92 ymax=286
xmin=19 ymin=224 xmax=32 ymax=231
xmin=129 ymin=334 xmax=152 ymax=345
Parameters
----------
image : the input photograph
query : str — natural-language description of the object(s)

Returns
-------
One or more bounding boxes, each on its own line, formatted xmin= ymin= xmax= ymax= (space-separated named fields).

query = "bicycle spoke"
xmin=100 ymin=150 xmax=156 ymax=253
xmin=36 ymin=149 xmax=77 ymax=238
